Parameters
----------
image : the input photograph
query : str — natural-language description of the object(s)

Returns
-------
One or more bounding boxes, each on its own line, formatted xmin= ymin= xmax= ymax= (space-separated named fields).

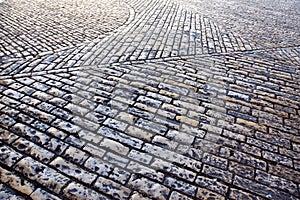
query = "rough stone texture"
xmin=63 ymin=182 xmax=108 ymax=200
xmin=31 ymin=188 xmax=61 ymax=200
xmin=0 ymin=167 xmax=35 ymax=195
xmin=50 ymin=157 xmax=97 ymax=184
xmin=128 ymin=175 xmax=170 ymax=200
xmin=1 ymin=0 xmax=300 ymax=199
xmin=0 ymin=184 xmax=26 ymax=200
xmin=196 ymin=188 xmax=225 ymax=200
xmin=14 ymin=157 xmax=70 ymax=194
xmin=0 ymin=0 xmax=130 ymax=63
xmin=94 ymin=176 xmax=131 ymax=199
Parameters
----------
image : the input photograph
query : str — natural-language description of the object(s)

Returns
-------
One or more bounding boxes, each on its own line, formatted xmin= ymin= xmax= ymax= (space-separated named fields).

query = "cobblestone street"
xmin=0 ymin=0 xmax=300 ymax=199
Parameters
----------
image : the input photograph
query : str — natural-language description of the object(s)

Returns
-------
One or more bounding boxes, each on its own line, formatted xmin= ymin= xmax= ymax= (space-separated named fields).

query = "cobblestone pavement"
xmin=0 ymin=0 xmax=130 ymax=62
xmin=175 ymin=0 xmax=300 ymax=49
xmin=1 ymin=0 xmax=300 ymax=199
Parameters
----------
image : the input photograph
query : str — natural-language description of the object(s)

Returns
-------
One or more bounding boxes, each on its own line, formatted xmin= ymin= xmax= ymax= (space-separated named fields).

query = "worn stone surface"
xmin=0 ymin=0 xmax=130 ymax=63
xmin=1 ymin=0 xmax=300 ymax=199
xmin=0 ymin=167 xmax=35 ymax=195
xmin=31 ymin=188 xmax=61 ymax=200
xmin=128 ymin=175 xmax=170 ymax=200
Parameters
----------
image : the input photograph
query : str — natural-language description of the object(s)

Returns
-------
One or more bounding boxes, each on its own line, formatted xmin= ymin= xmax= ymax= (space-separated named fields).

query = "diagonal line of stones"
xmin=4 ymin=48 xmax=298 ymax=198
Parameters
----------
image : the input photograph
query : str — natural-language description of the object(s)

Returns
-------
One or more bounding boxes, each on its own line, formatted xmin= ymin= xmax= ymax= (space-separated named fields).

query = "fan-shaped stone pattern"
xmin=84 ymin=0 xmax=251 ymax=66
xmin=174 ymin=0 xmax=300 ymax=49
xmin=0 ymin=0 xmax=130 ymax=62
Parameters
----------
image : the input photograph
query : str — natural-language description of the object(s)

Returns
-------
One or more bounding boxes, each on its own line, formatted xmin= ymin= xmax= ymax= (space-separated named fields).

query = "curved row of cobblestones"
xmin=85 ymin=0 xmax=253 ymax=65
xmin=0 ymin=0 xmax=130 ymax=62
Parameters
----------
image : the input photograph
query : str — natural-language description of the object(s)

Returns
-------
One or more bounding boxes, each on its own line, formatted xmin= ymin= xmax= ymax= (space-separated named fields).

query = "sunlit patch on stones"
xmin=73 ymin=57 xmax=227 ymax=177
